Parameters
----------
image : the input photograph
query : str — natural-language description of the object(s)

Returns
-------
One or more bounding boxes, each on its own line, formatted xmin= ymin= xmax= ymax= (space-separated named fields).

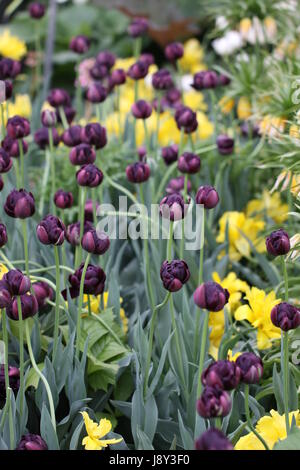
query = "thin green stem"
xmin=169 ymin=295 xmax=188 ymax=402
xmin=155 ymin=161 xmax=177 ymax=202
xmin=59 ymin=106 xmax=69 ymax=130
xmin=77 ymin=186 xmax=87 ymax=266
xmin=167 ymin=222 xmax=173 ymax=261
xmin=21 ymin=220 xmax=30 ymax=280
xmin=1 ymin=310 xmax=14 ymax=449
xmin=0 ymin=103 xmax=5 ymax=139
xmin=281 ymin=256 xmax=290 ymax=434
xmin=179 ymin=175 xmax=188 ymax=259
xmin=17 ymin=296 xmax=24 ymax=417
xmin=52 ymin=246 xmax=61 ymax=362
xmin=18 ymin=139 xmax=25 ymax=188
xmin=39 ymin=149 xmax=51 ymax=215
xmin=14 ymin=157 xmax=20 ymax=188
xmin=48 ymin=129 xmax=56 ymax=216
xmin=101 ymin=168 xmax=138 ymax=205
xmin=244 ymin=384 xmax=269 ymax=450
xmin=193 ymin=209 xmax=205 ymax=360
xmin=196 ymin=311 xmax=209 ymax=398
xmin=76 ymin=253 xmax=91 ymax=358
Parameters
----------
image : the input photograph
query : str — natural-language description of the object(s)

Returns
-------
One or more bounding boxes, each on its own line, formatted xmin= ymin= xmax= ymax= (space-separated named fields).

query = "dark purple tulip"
xmin=126 ymin=162 xmax=150 ymax=184
xmin=196 ymin=185 xmax=219 ymax=209
xmin=160 ymin=193 xmax=186 ymax=221
xmin=192 ymin=70 xmax=219 ymax=90
xmin=0 ymin=59 xmax=21 ymax=80
xmin=202 ymin=360 xmax=241 ymax=390
xmin=266 ymin=229 xmax=290 ymax=257
xmin=34 ymin=127 xmax=60 ymax=150
xmin=16 ymin=434 xmax=48 ymax=451
xmin=56 ymin=106 xmax=76 ymax=125
xmin=197 ymin=386 xmax=231 ymax=418
xmin=2 ymin=136 xmax=28 ymax=158
xmin=29 ymin=2 xmax=45 ymax=19
xmin=90 ymin=62 xmax=109 ymax=80
xmin=270 ymin=302 xmax=300 ymax=331
xmin=7 ymin=294 xmax=38 ymax=320
xmin=162 ymin=144 xmax=178 ymax=165
xmin=137 ymin=145 xmax=147 ymax=162
xmin=165 ymin=88 xmax=182 ymax=107
xmin=140 ymin=53 xmax=155 ymax=66
xmin=4 ymin=189 xmax=35 ymax=219
xmin=152 ymin=97 xmax=167 ymax=114
xmin=0 ymin=148 xmax=12 ymax=173
xmin=32 ymin=281 xmax=54 ymax=313
xmin=160 ymin=260 xmax=190 ymax=292
xmin=165 ymin=42 xmax=184 ymax=62
xmin=36 ymin=215 xmax=65 ymax=246
xmin=4 ymin=80 xmax=13 ymax=100
xmin=81 ymin=123 xmax=107 ymax=149
xmin=85 ymin=83 xmax=107 ymax=103
xmin=61 ymin=125 xmax=82 ymax=147
xmin=81 ymin=229 xmax=110 ymax=255
xmin=96 ymin=51 xmax=116 ymax=70
xmin=240 ymin=121 xmax=260 ymax=138
xmin=0 ymin=365 xmax=20 ymax=399
xmin=195 ymin=428 xmax=233 ymax=451
xmin=166 ymin=175 xmax=191 ymax=195
xmin=85 ymin=199 xmax=99 ymax=222
xmin=63 ymin=263 xmax=106 ymax=299
xmin=131 ymin=100 xmax=152 ymax=119
xmin=0 ymin=175 xmax=3 ymax=191
xmin=175 ymin=106 xmax=198 ymax=134
xmin=6 ymin=116 xmax=30 ymax=139
xmin=69 ymin=144 xmax=96 ymax=166
xmin=0 ymin=281 xmax=12 ymax=308
xmin=54 ymin=189 xmax=73 ymax=209
xmin=152 ymin=69 xmax=174 ymax=91
xmin=127 ymin=61 xmax=149 ymax=80
xmin=178 ymin=152 xmax=201 ymax=174
xmin=236 ymin=352 xmax=263 ymax=384
xmin=128 ymin=17 xmax=149 ymax=38
xmin=194 ymin=281 xmax=229 ymax=312
xmin=47 ymin=88 xmax=71 ymax=108
xmin=3 ymin=270 xmax=30 ymax=296
xmin=76 ymin=164 xmax=103 ymax=187
xmin=66 ymin=221 xmax=93 ymax=247
xmin=41 ymin=109 xmax=56 ymax=128
xmin=0 ymin=223 xmax=7 ymax=247
xmin=218 ymin=74 xmax=231 ymax=86
xmin=70 ymin=35 xmax=90 ymax=54
xmin=216 ymin=134 xmax=234 ymax=155
xmin=111 ymin=68 xmax=126 ymax=86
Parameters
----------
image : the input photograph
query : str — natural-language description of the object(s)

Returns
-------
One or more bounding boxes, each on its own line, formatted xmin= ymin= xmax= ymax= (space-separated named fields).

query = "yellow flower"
xmin=216 ymin=211 xmax=265 ymax=261
xmin=113 ymin=57 xmax=135 ymax=72
xmin=196 ymin=112 xmax=214 ymax=140
xmin=227 ymin=349 xmax=242 ymax=361
xmin=0 ymin=29 xmax=27 ymax=60
xmin=245 ymin=190 xmax=288 ymax=224
xmin=105 ymin=112 xmax=125 ymax=137
xmin=209 ymin=311 xmax=225 ymax=360
xmin=8 ymin=94 xmax=32 ymax=119
xmin=235 ymin=410 xmax=300 ymax=450
xmin=235 ymin=287 xmax=281 ymax=349
xmin=81 ymin=412 xmax=122 ymax=451
xmin=263 ymin=17 xmax=277 ymax=41
xmin=271 ymin=171 xmax=300 ymax=197
xmin=178 ymin=39 xmax=206 ymax=74
xmin=83 ymin=292 xmax=128 ymax=335
xmin=259 ymin=116 xmax=285 ymax=139
xmin=219 ymin=96 xmax=235 ymax=114
xmin=184 ymin=90 xmax=207 ymax=111
xmin=158 ymin=110 xmax=181 ymax=146
xmin=0 ymin=264 xmax=8 ymax=280
xmin=237 ymin=97 xmax=252 ymax=120
xmin=239 ymin=18 xmax=252 ymax=38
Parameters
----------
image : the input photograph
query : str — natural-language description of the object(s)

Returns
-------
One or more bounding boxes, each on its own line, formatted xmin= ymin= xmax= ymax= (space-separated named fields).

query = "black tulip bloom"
xmin=178 ymin=152 xmax=201 ymax=174
xmin=0 ymin=365 xmax=20 ymax=399
xmin=16 ymin=434 xmax=48 ymax=451
xmin=218 ymin=74 xmax=231 ymax=86
xmin=0 ymin=223 xmax=7 ymax=248
xmin=271 ymin=302 xmax=300 ymax=331
xmin=160 ymin=260 xmax=190 ymax=292
xmin=195 ymin=428 xmax=233 ymax=451
xmin=76 ymin=164 xmax=103 ymax=187
xmin=0 ymin=59 xmax=21 ymax=80
xmin=56 ymin=106 xmax=76 ymax=125
xmin=131 ymin=100 xmax=152 ymax=119
xmin=0 ymin=148 xmax=12 ymax=173
xmin=126 ymin=162 xmax=150 ymax=183
xmin=0 ymin=280 xmax=12 ymax=308
xmin=162 ymin=144 xmax=178 ymax=165
xmin=70 ymin=35 xmax=90 ymax=54
xmin=61 ymin=125 xmax=82 ymax=147
xmin=196 ymin=185 xmax=219 ymax=209
xmin=36 ymin=215 xmax=65 ymax=246
xmin=160 ymin=193 xmax=186 ymax=221
xmin=81 ymin=229 xmax=110 ymax=255
xmin=81 ymin=123 xmax=107 ymax=149
xmin=47 ymin=88 xmax=71 ymax=108
xmin=96 ymin=51 xmax=116 ymax=70
xmin=217 ymin=134 xmax=234 ymax=155
xmin=111 ymin=68 xmax=126 ymax=86
xmin=194 ymin=281 xmax=229 ymax=312
xmin=192 ymin=70 xmax=218 ymax=90
xmin=41 ymin=109 xmax=56 ymax=128
xmin=166 ymin=175 xmax=191 ymax=195
xmin=29 ymin=2 xmax=45 ymax=19
xmin=202 ymin=360 xmax=241 ymax=390
xmin=84 ymin=199 xmax=99 ymax=223
xmin=34 ymin=127 xmax=60 ymax=150
xmin=6 ymin=116 xmax=30 ymax=139
xmin=3 ymin=270 xmax=30 ymax=296
xmin=90 ymin=62 xmax=109 ymax=80
xmin=175 ymin=106 xmax=198 ymax=134
xmin=165 ymin=42 xmax=184 ymax=62
xmin=7 ymin=294 xmax=38 ymax=321
xmin=127 ymin=61 xmax=149 ymax=80
xmin=140 ymin=53 xmax=155 ymax=66
xmin=4 ymin=189 xmax=35 ymax=219
xmin=63 ymin=263 xmax=106 ymax=299
xmin=165 ymin=88 xmax=182 ymax=108
xmin=197 ymin=386 xmax=231 ymax=418
xmin=54 ymin=189 xmax=73 ymax=209
xmin=69 ymin=143 xmax=96 ymax=166
xmin=266 ymin=229 xmax=290 ymax=257
xmin=152 ymin=69 xmax=174 ymax=91
xmin=66 ymin=221 xmax=93 ymax=247
xmin=4 ymin=80 xmax=13 ymax=100
xmin=85 ymin=83 xmax=107 ymax=103
xmin=32 ymin=281 xmax=54 ymax=313
xmin=236 ymin=352 xmax=263 ymax=384
xmin=128 ymin=17 xmax=149 ymax=38
xmin=137 ymin=145 xmax=147 ymax=162
xmin=2 ymin=136 xmax=28 ymax=158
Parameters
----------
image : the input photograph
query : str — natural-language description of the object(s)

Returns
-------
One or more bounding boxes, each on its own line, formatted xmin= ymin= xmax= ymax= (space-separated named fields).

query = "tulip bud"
xmin=63 ymin=263 xmax=106 ymax=299
xmin=84 ymin=199 xmax=99 ymax=222
xmin=2 ymin=136 xmax=28 ymax=158
xmin=0 ymin=223 xmax=7 ymax=248
xmin=162 ymin=144 xmax=178 ymax=165
xmin=175 ymin=106 xmax=198 ymax=134
xmin=41 ymin=109 xmax=57 ymax=128
xmin=131 ymin=100 xmax=152 ymax=119
xmin=218 ymin=74 xmax=231 ymax=86
xmin=61 ymin=125 xmax=82 ymax=147
xmin=36 ymin=215 xmax=65 ymax=246
xmin=195 ymin=428 xmax=233 ymax=451
xmin=0 ymin=59 xmax=21 ymax=80
xmin=160 ymin=260 xmax=190 ymax=292
xmin=266 ymin=229 xmax=290 ymax=256
xmin=178 ymin=152 xmax=201 ymax=174
xmin=137 ymin=146 xmax=147 ymax=162
xmin=66 ymin=221 xmax=93 ymax=247
xmin=0 ymin=280 xmax=12 ymax=308
xmin=16 ymin=434 xmax=48 ymax=451
xmin=69 ymin=144 xmax=96 ymax=166
xmin=160 ymin=193 xmax=186 ymax=221
xmin=3 ymin=270 xmax=30 ymax=296
xmin=192 ymin=70 xmax=218 ymax=90
xmin=202 ymin=360 xmax=241 ymax=390
xmin=32 ymin=281 xmax=54 ymax=313
xmin=76 ymin=164 xmax=103 ymax=188
xmin=34 ymin=127 xmax=60 ymax=150
xmin=152 ymin=69 xmax=174 ymax=90
xmin=126 ymin=162 xmax=150 ymax=183
xmin=7 ymin=294 xmax=39 ymax=320
xmin=4 ymin=189 xmax=35 ymax=219
xmin=197 ymin=386 xmax=231 ymax=418
xmin=4 ymin=80 xmax=13 ymax=100
xmin=29 ymin=2 xmax=45 ymax=19
xmin=47 ymin=88 xmax=71 ymax=108
xmin=236 ymin=352 xmax=263 ymax=384
xmin=270 ymin=302 xmax=300 ymax=331
xmin=140 ymin=53 xmax=155 ymax=66
xmin=0 ymin=148 xmax=12 ymax=173
xmin=127 ymin=61 xmax=149 ymax=80
xmin=96 ymin=51 xmax=116 ymax=70
xmin=81 ymin=229 xmax=110 ymax=255
xmin=128 ymin=17 xmax=149 ymax=38
xmin=70 ymin=35 xmax=90 ymax=54
xmin=111 ymin=68 xmax=126 ymax=86
xmin=216 ymin=134 xmax=234 ymax=155
xmin=165 ymin=42 xmax=184 ymax=62
xmin=81 ymin=123 xmax=107 ymax=149
xmin=0 ymin=365 xmax=20 ymax=399
xmin=194 ymin=281 xmax=229 ymax=312
xmin=6 ymin=116 xmax=30 ymax=139
xmin=54 ymin=189 xmax=73 ymax=209
xmin=85 ymin=83 xmax=107 ymax=103
xmin=165 ymin=88 xmax=181 ymax=107
xmin=90 ymin=62 xmax=109 ymax=80
xmin=166 ymin=175 xmax=191 ymax=195
xmin=196 ymin=185 xmax=219 ymax=209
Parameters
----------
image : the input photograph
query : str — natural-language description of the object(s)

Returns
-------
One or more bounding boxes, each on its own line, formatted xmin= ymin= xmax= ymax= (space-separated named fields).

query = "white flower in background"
xmin=216 ymin=16 xmax=229 ymax=30
xmin=286 ymin=234 xmax=300 ymax=262
xmin=212 ymin=30 xmax=243 ymax=56
xmin=180 ymin=74 xmax=194 ymax=92
xmin=276 ymin=0 xmax=297 ymax=12
xmin=236 ymin=52 xmax=250 ymax=62
xmin=246 ymin=17 xmax=265 ymax=45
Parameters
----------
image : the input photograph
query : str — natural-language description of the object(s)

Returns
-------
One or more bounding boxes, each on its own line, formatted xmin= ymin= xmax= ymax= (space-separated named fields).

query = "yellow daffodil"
xmin=227 ymin=349 xmax=242 ymax=361
xmin=239 ymin=18 xmax=252 ymax=38
xmin=219 ymin=96 xmax=235 ymax=114
xmin=83 ymin=292 xmax=128 ymax=335
xmin=178 ymin=39 xmax=206 ymax=74
xmin=8 ymin=94 xmax=32 ymax=119
xmin=113 ymin=57 xmax=135 ymax=72
xmin=81 ymin=412 xmax=122 ymax=451
xmin=235 ymin=410 xmax=300 ymax=450
xmin=158 ymin=110 xmax=181 ymax=146
xmin=0 ymin=29 xmax=27 ymax=60
xmin=259 ymin=116 xmax=285 ymax=139
xmin=196 ymin=111 xmax=214 ymax=140
xmin=245 ymin=190 xmax=288 ymax=224
xmin=237 ymin=97 xmax=252 ymax=120
xmin=235 ymin=287 xmax=281 ymax=349
xmin=0 ymin=263 xmax=8 ymax=280
xmin=184 ymin=90 xmax=207 ymax=111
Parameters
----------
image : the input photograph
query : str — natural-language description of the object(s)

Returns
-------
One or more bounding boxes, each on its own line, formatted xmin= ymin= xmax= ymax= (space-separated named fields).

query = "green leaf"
xmin=274 ymin=426 xmax=300 ymax=450
xmin=40 ymin=404 xmax=59 ymax=450
xmin=25 ymin=363 xmax=44 ymax=390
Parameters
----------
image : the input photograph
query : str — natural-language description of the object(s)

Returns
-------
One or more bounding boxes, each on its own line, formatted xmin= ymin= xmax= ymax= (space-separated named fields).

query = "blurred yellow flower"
xmin=259 ymin=116 xmax=285 ymax=138
xmin=239 ymin=18 xmax=252 ymax=38
xmin=245 ymin=190 xmax=288 ymax=224
xmin=237 ymin=97 xmax=252 ymax=120
xmin=235 ymin=287 xmax=281 ymax=349
xmin=263 ymin=17 xmax=277 ymax=41
xmin=235 ymin=410 xmax=300 ymax=450
xmin=83 ymin=292 xmax=128 ymax=335
xmin=227 ymin=349 xmax=242 ymax=361
xmin=196 ymin=112 xmax=214 ymax=140
xmin=178 ymin=39 xmax=206 ymax=74
xmin=81 ymin=412 xmax=122 ymax=451
xmin=8 ymin=94 xmax=32 ymax=119
xmin=184 ymin=91 xmax=207 ymax=111
xmin=219 ymin=96 xmax=235 ymax=114
xmin=114 ymin=57 xmax=135 ymax=71
xmin=0 ymin=29 xmax=27 ymax=60
xmin=0 ymin=264 xmax=8 ymax=280
xmin=158 ymin=110 xmax=181 ymax=146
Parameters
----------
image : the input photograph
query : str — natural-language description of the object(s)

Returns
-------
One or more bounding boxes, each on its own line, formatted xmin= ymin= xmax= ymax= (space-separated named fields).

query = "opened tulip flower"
xmin=81 ymin=412 xmax=122 ymax=450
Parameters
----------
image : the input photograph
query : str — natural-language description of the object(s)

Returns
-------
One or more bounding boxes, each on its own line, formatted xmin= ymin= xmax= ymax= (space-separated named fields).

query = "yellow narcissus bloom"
xmin=0 ymin=264 xmax=8 ymax=280
xmin=81 ymin=412 xmax=122 ymax=451
xmin=113 ymin=57 xmax=135 ymax=72
xmin=237 ymin=97 xmax=252 ymax=120
xmin=235 ymin=287 xmax=281 ymax=349
xmin=219 ymin=96 xmax=235 ymax=114
xmin=8 ymin=94 xmax=32 ymax=119
xmin=216 ymin=211 xmax=265 ymax=261
xmin=245 ymin=190 xmax=288 ymax=224
xmin=135 ymin=113 xmax=156 ymax=147
xmin=105 ymin=112 xmax=125 ymax=137
xmin=178 ymin=39 xmax=206 ymax=74
xmin=239 ymin=18 xmax=252 ymax=38
xmin=235 ymin=410 xmax=300 ymax=450
xmin=0 ymin=29 xmax=27 ymax=60
xmin=83 ymin=292 xmax=128 ymax=335
xmin=227 ymin=349 xmax=242 ymax=361
xmin=184 ymin=91 xmax=207 ymax=111
xmin=158 ymin=110 xmax=181 ymax=146
xmin=263 ymin=17 xmax=277 ymax=41
xmin=259 ymin=116 xmax=285 ymax=139
xmin=196 ymin=111 xmax=214 ymax=140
